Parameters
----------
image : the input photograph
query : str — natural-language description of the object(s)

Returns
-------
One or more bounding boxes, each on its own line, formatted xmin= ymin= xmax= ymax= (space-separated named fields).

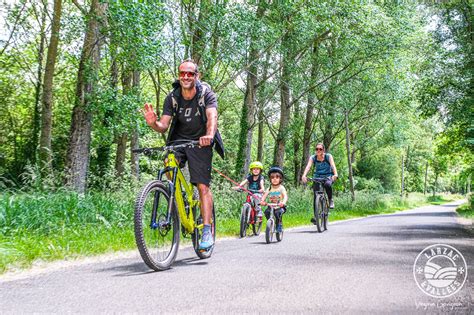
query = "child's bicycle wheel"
xmin=265 ymin=218 xmax=274 ymax=244
xmin=239 ymin=203 xmax=250 ymax=238
xmin=276 ymin=227 xmax=283 ymax=242
xmin=134 ymin=180 xmax=180 ymax=271
xmin=192 ymin=203 xmax=216 ymax=259
xmin=252 ymin=218 xmax=262 ymax=236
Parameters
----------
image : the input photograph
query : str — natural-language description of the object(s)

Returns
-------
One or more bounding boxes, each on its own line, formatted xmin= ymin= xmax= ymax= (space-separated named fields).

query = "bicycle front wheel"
xmin=240 ymin=203 xmax=250 ymax=238
xmin=265 ymin=218 xmax=274 ymax=244
xmin=134 ymin=180 xmax=180 ymax=271
xmin=313 ymin=194 xmax=323 ymax=233
xmin=322 ymin=199 xmax=328 ymax=231
xmin=276 ymin=227 xmax=283 ymax=242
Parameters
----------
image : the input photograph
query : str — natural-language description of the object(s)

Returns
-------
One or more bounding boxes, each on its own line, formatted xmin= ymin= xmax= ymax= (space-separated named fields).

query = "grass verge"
xmin=456 ymin=193 xmax=473 ymax=219
xmin=0 ymin=188 xmax=463 ymax=274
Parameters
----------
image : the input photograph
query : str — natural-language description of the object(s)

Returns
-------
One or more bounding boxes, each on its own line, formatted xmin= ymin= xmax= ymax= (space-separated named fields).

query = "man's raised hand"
xmin=143 ymin=103 xmax=157 ymax=126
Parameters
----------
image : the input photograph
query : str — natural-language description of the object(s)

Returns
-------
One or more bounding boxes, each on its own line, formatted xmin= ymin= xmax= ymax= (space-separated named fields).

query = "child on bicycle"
xmin=233 ymin=161 xmax=265 ymax=220
xmin=260 ymin=166 xmax=288 ymax=233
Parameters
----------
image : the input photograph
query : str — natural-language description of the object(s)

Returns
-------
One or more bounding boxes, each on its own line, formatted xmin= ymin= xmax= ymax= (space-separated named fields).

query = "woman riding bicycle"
xmin=301 ymin=143 xmax=338 ymax=209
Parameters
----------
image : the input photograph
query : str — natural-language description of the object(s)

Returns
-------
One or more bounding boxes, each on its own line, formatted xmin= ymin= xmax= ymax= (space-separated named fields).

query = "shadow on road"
xmin=293 ymin=229 xmax=325 ymax=234
xmin=100 ymin=256 xmax=208 ymax=277
xmin=385 ymin=211 xmax=457 ymax=218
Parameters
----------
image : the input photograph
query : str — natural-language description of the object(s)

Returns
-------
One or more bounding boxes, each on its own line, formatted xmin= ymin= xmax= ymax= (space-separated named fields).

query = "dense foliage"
xmin=0 ymin=0 xmax=472 ymax=195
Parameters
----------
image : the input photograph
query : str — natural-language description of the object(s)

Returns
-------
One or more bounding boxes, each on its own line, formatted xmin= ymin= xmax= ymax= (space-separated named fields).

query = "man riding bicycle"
xmin=142 ymin=59 xmax=224 ymax=250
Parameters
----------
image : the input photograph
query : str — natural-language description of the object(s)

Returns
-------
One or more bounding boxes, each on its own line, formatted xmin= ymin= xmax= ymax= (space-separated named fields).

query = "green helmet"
xmin=249 ymin=161 xmax=264 ymax=172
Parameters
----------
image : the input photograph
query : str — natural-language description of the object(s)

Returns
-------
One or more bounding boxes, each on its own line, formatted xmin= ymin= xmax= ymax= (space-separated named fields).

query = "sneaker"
xmin=276 ymin=224 xmax=283 ymax=233
xmin=199 ymin=230 xmax=214 ymax=250
xmin=310 ymin=217 xmax=317 ymax=224
xmin=329 ymin=199 xmax=334 ymax=209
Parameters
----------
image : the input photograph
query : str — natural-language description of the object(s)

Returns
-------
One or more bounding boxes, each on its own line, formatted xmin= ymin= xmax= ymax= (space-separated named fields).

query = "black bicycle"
xmin=309 ymin=177 xmax=329 ymax=233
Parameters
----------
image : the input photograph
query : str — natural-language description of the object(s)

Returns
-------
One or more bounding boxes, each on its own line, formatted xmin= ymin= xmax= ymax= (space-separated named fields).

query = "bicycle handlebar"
xmin=235 ymin=188 xmax=261 ymax=194
xmin=308 ymin=177 xmax=329 ymax=183
xmin=265 ymin=203 xmax=282 ymax=208
xmin=132 ymin=140 xmax=200 ymax=156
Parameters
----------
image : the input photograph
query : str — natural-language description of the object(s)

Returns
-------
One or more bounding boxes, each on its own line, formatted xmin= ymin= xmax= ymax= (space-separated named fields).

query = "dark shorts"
xmin=174 ymin=146 xmax=213 ymax=186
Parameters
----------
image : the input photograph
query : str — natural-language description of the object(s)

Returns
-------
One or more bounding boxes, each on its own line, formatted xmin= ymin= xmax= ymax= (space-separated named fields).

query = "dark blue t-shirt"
xmin=247 ymin=174 xmax=263 ymax=191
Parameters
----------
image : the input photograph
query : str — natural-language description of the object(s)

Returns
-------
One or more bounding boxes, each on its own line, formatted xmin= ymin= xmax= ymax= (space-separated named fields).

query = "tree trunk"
xmin=423 ymin=161 xmax=428 ymax=195
xmin=433 ymin=173 xmax=438 ymax=197
xmin=235 ymin=3 xmax=265 ymax=176
xmin=344 ymin=110 xmax=355 ymax=201
xmin=293 ymin=101 xmax=302 ymax=185
xmin=95 ymin=45 xmax=117 ymax=177
xmin=65 ymin=0 xmax=104 ymax=193
xmin=30 ymin=3 xmax=47 ymax=166
xmin=115 ymin=68 xmax=132 ymax=178
xmin=39 ymin=0 xmax=62 ymax=174
xmin=189 ymin=1 xmax=211 ymax=73
xmin=115 ymin=134 xmax=127 ymax=177
xmin=301 ymin=93 xmax=315 ymax=180
xmin=236 ymin=60 xmax=257 ymax=176
xmin=467 ymin=174 xmax=471 ymax=194
xmin=148 ymin=69 xmax=167 ymax=142
xmin=401 ymin=154 xmax=405 ymax=197
xmin=256 ymin=51 xmax=271 ymax=162
xmin=273 ymin=30 xmax=291 ymax=167
xmin=130 ymin=70 xmax=141 ymax=179
xmin=301 ymin=40 xmax=320 ymax=181
xmin=273 ymin=61 xmax=291 ymax=167
xmin=257 ymin=108 xmax=264 ymax=162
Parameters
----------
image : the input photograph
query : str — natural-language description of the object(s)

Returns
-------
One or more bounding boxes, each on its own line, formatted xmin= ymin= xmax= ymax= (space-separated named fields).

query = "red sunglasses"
xmin=316 ymin=147 xmax=324 ymax=151
xmin=179 ymin=71 xmax=196 ymax=78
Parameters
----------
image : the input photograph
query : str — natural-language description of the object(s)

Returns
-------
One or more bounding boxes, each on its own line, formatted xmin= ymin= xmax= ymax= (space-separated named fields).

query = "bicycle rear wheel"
xmin=240 ymin=203 xmax=250 ymax=238
xmin=265 ymin=218 xmax=274 ymax=244
xmin=252 ymin=216 xmax=262 ymax=236
xmin=134 ymin=180 xmax=179 ymax=271
xmin=313 ymin=194 xmax=323 ymax=233
xmin=193 ymin=203 xmax=216 ymax=259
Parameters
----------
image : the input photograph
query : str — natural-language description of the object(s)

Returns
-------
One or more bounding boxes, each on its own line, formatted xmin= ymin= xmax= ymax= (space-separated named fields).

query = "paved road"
xmin=1 ymin=201 xmax=472 ymax=313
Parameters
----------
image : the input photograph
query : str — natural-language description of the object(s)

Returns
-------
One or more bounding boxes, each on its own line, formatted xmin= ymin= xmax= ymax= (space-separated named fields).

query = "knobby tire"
xmin=240 ymin=203 xmax=250 ymax=238
xmin=314 ymin=194 xmax=323 ymax=233
xmin=134 ymin=180 xmax=179 ymax=271
xmin=265 ymin=218 xmax=274 ymax=244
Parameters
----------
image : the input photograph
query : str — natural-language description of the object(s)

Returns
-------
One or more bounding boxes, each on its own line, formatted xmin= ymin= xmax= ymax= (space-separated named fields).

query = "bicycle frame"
xmin=244 ymin=194 xmax=259 ymax=224
xmin=156 ymin=151 xmax=200 ymax=234
xmin=311 ymin=178 xmax=329 ymax=208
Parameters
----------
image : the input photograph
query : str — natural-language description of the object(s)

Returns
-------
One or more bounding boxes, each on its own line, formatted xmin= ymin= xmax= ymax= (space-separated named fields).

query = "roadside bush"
xmin=354 ymin=177 xmax=385 ymax=193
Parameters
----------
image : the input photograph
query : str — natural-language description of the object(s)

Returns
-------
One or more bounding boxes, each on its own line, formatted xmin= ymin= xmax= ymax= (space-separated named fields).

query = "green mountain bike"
xmin=133 ymin=141 xmax=215 ymax=271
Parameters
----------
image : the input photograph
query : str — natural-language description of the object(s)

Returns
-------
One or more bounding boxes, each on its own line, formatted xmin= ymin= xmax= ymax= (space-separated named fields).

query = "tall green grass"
xmin=0 ymin=186 xmax=461 ymax=274
xmin=456 ymin=193 xmax=473 ymax=219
